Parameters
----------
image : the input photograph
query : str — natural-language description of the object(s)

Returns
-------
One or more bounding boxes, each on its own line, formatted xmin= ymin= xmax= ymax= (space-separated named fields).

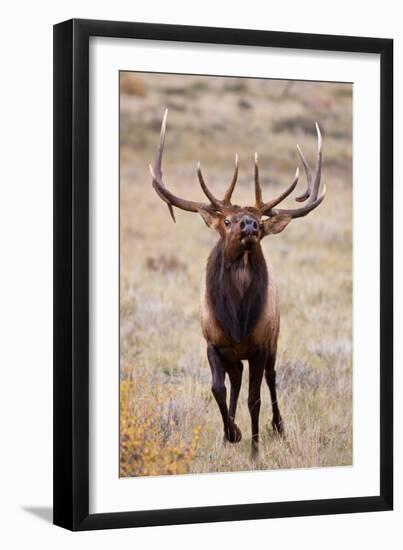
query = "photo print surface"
xmin=119 ymin=72 xmax=352 ymax=478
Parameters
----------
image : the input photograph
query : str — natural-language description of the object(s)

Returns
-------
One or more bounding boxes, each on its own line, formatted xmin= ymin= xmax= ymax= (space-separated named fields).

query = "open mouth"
xmin=240 ymin=234 xmax=258 ymax=247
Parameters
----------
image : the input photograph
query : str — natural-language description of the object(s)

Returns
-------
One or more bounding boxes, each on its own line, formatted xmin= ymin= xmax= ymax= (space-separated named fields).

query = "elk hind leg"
xmin=265 ymin=351 xmax=284 ymax=436
xmin=248 ymin=348 xmax=266 ymax=457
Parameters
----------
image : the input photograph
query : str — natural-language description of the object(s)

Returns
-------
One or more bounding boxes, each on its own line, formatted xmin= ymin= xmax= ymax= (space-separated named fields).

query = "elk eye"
xmin=224 ymin=219 xmax=231 ymax=227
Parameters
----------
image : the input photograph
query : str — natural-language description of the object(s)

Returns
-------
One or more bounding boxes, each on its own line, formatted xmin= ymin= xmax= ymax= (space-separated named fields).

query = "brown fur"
xmin=200 ymin=254 xmax=279 ymax=360
xmin=201 ymin=237 xmax=278 ymax=357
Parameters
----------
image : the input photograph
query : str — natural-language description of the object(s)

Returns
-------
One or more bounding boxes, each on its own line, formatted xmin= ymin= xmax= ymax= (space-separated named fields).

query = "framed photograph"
xmin=53 ymin=19 xmax=393 ymax=530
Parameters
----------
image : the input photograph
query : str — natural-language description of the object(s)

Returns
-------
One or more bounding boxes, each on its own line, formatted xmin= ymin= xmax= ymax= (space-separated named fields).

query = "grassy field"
xmin=119 ymin=73 xmax=352 ymax=477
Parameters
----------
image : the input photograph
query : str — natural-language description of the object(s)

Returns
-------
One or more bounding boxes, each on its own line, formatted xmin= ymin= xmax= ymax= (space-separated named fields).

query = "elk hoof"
xmin=272 ymin=416 xmax=285 ymax=437
xmin=224 ymin=421 xmax=242 ymax=443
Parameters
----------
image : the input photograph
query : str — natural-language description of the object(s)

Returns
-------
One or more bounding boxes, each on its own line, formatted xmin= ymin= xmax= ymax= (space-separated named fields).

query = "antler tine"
xmin=197 ymin=163 xmax=223 ymax=210
xmin=198 ymin=153 xmax=240 ymax=209
xmin=254 ymin=152 xmax=263 ymax=209
xmin=150 ymin=110 xmax=215 ymax=219
xmin=261 ymin=167 xmax=300 ymax=213
xmin=295 ymin=123 xmax=322 ymax=202
xmin=295 ymin=145 xmax=311 ymax=202
xmin=269 ymin=184 xmax=326 ymax=219
xmin=263 ymin=123 xmax=325 ymax=219
xmin=311 ymin=122 xmax=323 ymax=201
xmin=223 ymin=154 xmax=239 ymax=205
xmin=152 ymin=109 xmax=176 ymax=222
xmin=255 ymin=153 xmax=299 ymax=213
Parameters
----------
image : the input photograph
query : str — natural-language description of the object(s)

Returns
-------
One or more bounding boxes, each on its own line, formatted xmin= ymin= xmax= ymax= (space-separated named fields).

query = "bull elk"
xmin=149 ymin=110 xmax=326 ymax=456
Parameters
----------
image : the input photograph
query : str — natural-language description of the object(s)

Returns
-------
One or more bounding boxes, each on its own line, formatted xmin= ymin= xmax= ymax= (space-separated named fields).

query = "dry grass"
xmin=119 ymin=73 xmax=352 ymax=477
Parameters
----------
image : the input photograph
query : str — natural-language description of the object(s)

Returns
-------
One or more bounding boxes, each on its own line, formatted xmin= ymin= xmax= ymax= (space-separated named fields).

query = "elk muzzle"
xmin=239 ymin=215 xmax=259 ymax=246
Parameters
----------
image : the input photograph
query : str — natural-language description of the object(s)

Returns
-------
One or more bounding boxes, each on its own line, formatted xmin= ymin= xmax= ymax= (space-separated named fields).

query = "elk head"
xmin=149 ymin=109 xmax=326 ymax=262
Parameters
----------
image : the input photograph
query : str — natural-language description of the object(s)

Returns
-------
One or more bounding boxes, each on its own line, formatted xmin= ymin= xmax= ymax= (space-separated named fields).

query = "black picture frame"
xmin=53 ymin=18 xmax=393 ymax=531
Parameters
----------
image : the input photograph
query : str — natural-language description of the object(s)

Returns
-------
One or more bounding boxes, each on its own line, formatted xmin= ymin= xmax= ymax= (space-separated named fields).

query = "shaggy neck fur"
xmin=206 ymin=239 xmax=268 ymax=343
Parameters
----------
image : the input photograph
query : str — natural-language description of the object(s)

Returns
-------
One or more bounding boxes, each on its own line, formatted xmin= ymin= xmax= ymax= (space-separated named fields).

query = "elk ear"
xmin=261 ymin=215 xmax=292 ymax=236
xmin=197 ymin=207 xmax=225 ymax=231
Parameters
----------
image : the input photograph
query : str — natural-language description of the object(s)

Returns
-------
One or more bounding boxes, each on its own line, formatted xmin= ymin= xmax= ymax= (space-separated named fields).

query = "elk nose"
xmin=240 ymin=216 xmax=258 ymax=236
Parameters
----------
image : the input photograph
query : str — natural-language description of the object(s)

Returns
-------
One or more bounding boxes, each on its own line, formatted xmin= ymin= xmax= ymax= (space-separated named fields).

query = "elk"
xmin=149 ymin=110 xmax=326 ymax=456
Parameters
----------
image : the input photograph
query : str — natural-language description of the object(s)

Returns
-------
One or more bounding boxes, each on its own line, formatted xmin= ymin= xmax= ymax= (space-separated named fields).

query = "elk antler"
xmin=149 ymin=109 xmax=239 ymax=221
xmin=256 ymin=124 xmax=326 ymax=219
xmin=254 ymin=152 xmax=299 ymax=211
xmin=197 ymin=154 xmax=238 ymax=209
xmin=150 ymin=111 xmax=325 ymax=222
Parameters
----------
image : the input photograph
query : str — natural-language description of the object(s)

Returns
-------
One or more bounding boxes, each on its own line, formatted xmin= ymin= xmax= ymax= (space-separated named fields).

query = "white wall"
xmin=0 ymin=1 xmax=400 ymax=548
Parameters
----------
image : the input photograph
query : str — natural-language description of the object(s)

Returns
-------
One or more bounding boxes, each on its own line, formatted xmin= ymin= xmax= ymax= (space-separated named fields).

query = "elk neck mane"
xmin=206 ymin=239 xmax=268 ymax=344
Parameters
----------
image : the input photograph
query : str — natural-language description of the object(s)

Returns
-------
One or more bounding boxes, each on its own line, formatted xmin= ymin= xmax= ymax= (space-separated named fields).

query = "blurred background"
xmin=119 ymin=72 xmax=352 ymax=477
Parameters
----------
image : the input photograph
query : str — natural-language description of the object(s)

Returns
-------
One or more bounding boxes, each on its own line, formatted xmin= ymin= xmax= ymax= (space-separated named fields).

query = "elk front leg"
xmin=207 ymin=344 xmax=241 ymax=443
xmin=265 ymin=351 xmax=284 ymax=435
xmin=227 ymin=360 xmax=243 ymax=422
xmin=248 ymin=347 xmax=267 ymax=457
